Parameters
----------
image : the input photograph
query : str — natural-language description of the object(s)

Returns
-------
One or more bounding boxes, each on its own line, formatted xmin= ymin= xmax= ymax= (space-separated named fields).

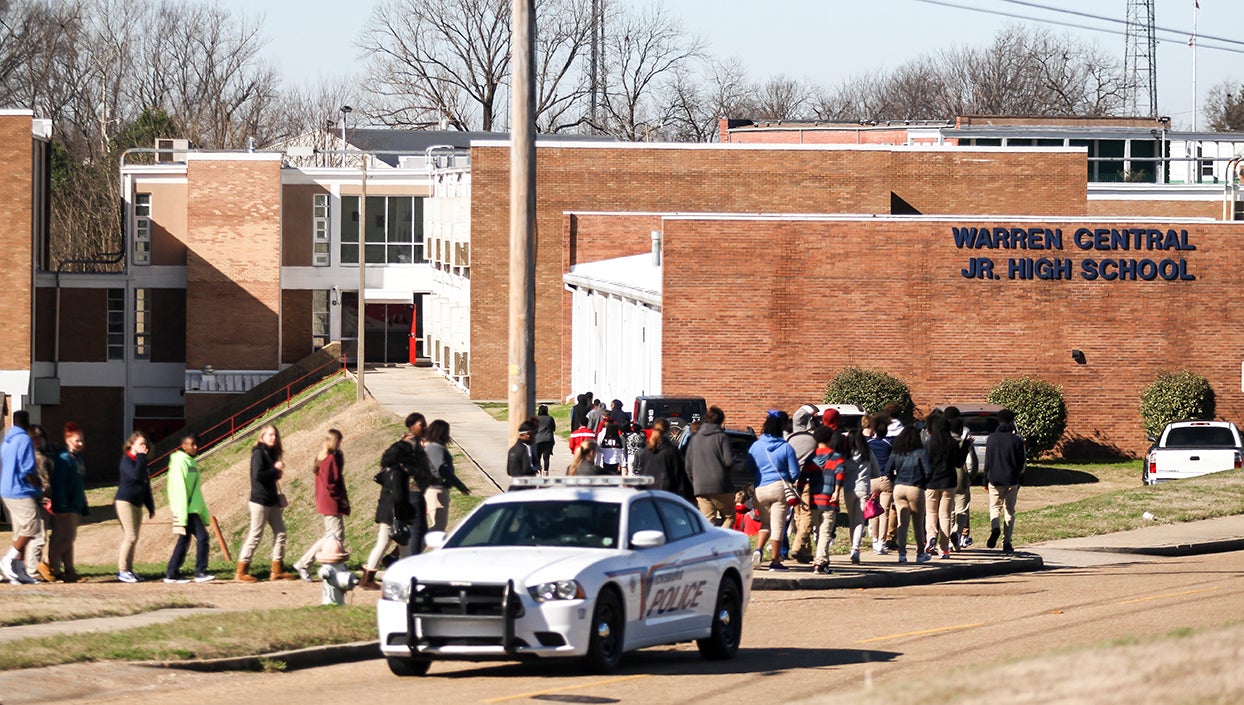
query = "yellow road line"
xmin=855 ymin=622 xmax=986 ymax=644
xmin=1118 ymin=586 xmax=1219 ymax=605
xmin=482 ymin=674 xmax=650 ymax=703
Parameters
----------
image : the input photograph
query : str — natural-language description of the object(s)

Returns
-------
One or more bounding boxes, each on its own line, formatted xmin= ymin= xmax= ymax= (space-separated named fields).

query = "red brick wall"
xmin=281 ymin=289 xmax=313 ymax=364
xmin=39 ymin=386 xmax=124 ymax=482
xmin=0 ymin=114 xmax=33 ymax=371
xmin=660 ymin=216 xmax=1244 ymax=457
xmin=469 ymin=144 xmax=1087 ymax=401
xmin=1089 ymin=199 xmax=1221 ymax=219
xmin=30 ymin=288 xmax=107 ymax=362
xmin=185 ymin=156 xmax=282 ymax=377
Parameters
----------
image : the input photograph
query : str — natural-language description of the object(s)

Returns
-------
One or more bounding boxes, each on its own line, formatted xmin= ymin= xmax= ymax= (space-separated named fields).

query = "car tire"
xmin=583 ymin=589 xmax=625 ymax=674
xmin=696 ymin=577 xmax=742 ymax=660
xmin=386 ymin=656 xmax=431 ymax=677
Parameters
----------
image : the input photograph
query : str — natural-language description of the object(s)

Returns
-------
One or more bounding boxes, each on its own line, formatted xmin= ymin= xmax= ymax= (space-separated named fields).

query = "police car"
xmin=376 ymin=476 xmax=752 ymax=676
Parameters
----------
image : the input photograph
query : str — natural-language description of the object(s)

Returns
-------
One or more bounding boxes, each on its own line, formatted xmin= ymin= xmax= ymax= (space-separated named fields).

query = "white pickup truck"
xmin=1144 ymin=420 xmax=1243 ymax=485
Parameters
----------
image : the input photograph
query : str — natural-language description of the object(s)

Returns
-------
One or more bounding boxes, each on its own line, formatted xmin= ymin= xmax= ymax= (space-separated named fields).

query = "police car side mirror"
xmin=425 ymin=531 xmax=447 ymax=550
xmin=631 ymin=530 xmax=666 ymax=549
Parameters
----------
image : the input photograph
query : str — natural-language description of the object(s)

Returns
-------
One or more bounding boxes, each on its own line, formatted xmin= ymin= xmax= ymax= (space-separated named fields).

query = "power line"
xmin=910 ymin=0 xmax=1244 ymax=55
xmin=998 ymin=0 xmax=1244 ymax=48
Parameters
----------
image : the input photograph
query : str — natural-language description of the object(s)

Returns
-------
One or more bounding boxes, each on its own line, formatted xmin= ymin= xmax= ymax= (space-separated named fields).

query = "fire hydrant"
xmin=314 ymin=538 xmax=359 ymax=606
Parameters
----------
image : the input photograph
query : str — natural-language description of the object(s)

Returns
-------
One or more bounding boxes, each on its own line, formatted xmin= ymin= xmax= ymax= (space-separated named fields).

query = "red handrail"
xmin=148 ymin=357 xmax=348 ymax=479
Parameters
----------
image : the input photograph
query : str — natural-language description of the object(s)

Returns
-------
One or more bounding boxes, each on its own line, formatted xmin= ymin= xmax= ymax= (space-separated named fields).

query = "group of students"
xmin=741 ymin=403 xmax=1026 ymax=572
xmin=0 ymin=409 xmax=473 ymax=586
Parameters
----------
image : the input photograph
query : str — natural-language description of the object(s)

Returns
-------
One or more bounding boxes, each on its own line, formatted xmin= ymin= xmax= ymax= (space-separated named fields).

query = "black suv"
xmin=633 ymin=395 xmax=707 ymax=432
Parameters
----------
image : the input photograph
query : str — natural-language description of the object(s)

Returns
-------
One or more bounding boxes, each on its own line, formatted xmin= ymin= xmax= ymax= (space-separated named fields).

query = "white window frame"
xmin=313 ymin=193 xmax=330 ymax=266
xmin=133 ymin=193 xmax=152 ymax=265
xmin=107 ymin=288 xmax=125 ymax=361
xmin=312 ymin=289 xmax=330 ymax=349
xmin=134 ymin=288 xmax=151 ymax=360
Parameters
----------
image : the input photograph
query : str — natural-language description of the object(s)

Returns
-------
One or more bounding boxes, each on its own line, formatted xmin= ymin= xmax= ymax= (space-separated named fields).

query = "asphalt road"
xmin=21 ymin=549 xmax=1244 ymax=705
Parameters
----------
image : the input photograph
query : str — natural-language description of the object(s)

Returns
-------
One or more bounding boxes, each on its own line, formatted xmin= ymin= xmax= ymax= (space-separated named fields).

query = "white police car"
xmin=376 ymin=476 xmax=752 ymax=676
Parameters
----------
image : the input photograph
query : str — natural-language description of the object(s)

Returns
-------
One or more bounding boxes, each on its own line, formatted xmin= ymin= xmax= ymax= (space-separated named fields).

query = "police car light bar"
xmin=510 ymin=476 xmax=655 ymax=488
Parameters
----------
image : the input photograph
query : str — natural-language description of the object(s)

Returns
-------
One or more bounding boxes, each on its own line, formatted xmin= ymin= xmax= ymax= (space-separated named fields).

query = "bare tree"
xmin=533 ymin=0 xmax=594 ymax=133
xmin=661 ymin=57 xmax=755 ymax=142
xmin=359 ymin=0 xmax=512 ymax=131
xmin=595 ymin=1 xmax=703 ymax=141
xmin=752 ymin=74 xmax=813 ymax=121
xmin=1204 ymin=81 xmax=1244 ymax=131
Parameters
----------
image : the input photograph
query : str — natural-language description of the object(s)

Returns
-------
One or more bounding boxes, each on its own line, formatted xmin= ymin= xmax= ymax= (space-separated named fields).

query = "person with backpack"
xmin=797 ymin=426 xmax=843 ymax=574
xmin=596 ymin=420 xmax=626 ymax=475
xmin=785 ymin=405 xmax=821 ymax=564
xmin=360 ymin=439 xmax=419 ymax=590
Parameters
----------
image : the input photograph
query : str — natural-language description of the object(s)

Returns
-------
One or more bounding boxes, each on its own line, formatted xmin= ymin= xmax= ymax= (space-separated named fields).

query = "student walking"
xmin=47 ymin=423 xmax=89 ymax=583
xmin=985 ymin=409 xmax=1026 ymax=553
xmin=423 ymin=419 xmax=470 ymax=532
xmin=885 ymin=425 xmax=933 ymax=564
xmin=534 ymin=405 xmax=556 ymax=476
xmin=361 ymin=440 xmax=419 ymax=589
xmin=294 ymin=429 xmax=350 ymax=582
xmin=1 ymin=411 xmax=42 ymax=585
xmin=235 ymin=424 xmax=295 ymax=582
xmin=749 ymin=411 xmax=801 ymax=572
xmin=114 ymin=432 xmax=156 ymax=583
xmin=164 ymin=433 xmax=214 ymax=583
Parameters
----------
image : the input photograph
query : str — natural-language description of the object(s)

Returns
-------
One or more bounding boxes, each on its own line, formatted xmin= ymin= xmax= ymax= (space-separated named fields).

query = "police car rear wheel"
xmin=386 ymin=656 xmax=431 ymax=676
xmin=583 ymin=590 xmax=624 ymax=673
xmin=696 ymin=577 xmax=741 ymax=660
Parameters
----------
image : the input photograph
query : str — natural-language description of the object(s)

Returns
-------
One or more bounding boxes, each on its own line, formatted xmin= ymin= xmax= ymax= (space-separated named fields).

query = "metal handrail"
xmin=148 ymin=356 xmax=349 ymax=479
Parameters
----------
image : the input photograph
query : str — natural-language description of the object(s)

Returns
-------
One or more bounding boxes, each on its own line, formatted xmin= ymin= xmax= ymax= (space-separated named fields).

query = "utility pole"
xmin=508 ymin=0 xmax=537 ymax=439
xmin=357 ymin=154 xmax=368 ymax=402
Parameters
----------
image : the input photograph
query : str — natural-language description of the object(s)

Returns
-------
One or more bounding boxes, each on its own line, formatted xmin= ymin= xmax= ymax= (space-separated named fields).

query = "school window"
xmin=339 ymin=196 xmax=424 ymax=265
xmin=133 ymin=193 xmax=152 ymax=265
xmin=134 ymin=288 xmax=151 ymax=359
xmin=313 ymin=193 xmax=330 ymax=266
xmin=312 ymin=290 xmax=330 ymax=349
xmin=107 ymin=288 xmax=124 ymax=361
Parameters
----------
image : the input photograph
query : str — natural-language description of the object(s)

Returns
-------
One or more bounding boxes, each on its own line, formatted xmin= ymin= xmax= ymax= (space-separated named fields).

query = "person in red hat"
xmin=821 ymin=408 xmax=841 ymax=431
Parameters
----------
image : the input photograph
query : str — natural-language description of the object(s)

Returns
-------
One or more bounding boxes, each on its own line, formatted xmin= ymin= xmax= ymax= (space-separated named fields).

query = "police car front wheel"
xmin=583 ymin=589 xmax=625 ymax=673
xmin=387 ymin=656 xmax=432 ymax=677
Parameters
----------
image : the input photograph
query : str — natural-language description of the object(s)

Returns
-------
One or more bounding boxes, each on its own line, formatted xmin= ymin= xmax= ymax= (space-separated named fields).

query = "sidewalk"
xmin=363 ymin=365 xmax=511 ymax=492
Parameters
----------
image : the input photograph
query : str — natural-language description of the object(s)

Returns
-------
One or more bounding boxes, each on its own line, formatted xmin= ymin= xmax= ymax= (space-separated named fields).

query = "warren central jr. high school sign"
xmin=954 ymin=226 xmax=1196 ymax=281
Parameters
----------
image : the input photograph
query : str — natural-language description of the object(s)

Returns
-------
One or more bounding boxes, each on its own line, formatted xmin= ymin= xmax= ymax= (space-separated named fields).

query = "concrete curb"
xmin=1073 ymin=537 xmax=1244 ymax=558
xmin=752 ymin=553 xmax=1044 ymax=590
xmin=142 ymin=640 xmax=379 ymax=672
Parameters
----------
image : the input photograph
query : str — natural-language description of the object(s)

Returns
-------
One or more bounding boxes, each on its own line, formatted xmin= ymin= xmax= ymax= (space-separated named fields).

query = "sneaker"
xmin=897 ymin=553 xmax=908 ymax=564
xmin=751 ymin=550 xmax=762 ymax=569
xmin=36 ymin=562 xmax=57 ymax=583
xmin=811 ymin=563 xmax=826 ymax=574
xmin=163 ymin=576 xmax=191 ymax=584
xmin=924 ymin=538 xmax=938 ymax=554
xmin=767 ymin=560 xmax=789 ymax=572
xmin=885 ymin=540 xmax=899 ymax=552
xmin=850 ymin=550 xmax=861 ymax=565
xmin=961 ymin=535 xmax=974 ymax=548
xmin=916 ymin=552 xmax=932 ymax=564
xmin=295 ymin=565 xmax=312 ymax=582
xmin=193 ymin=573 xmax=216 ymax=583
xmin=117 ymin=571 xmax=140 ymax=584
xmin=987 ymin=528 xmax=1001 ymax=549
xmin=1003 ymin=543 xmax=1015 ymax=554
xmin=9 ymin=560 xmax=35 ymax=584
xmin=0 ymin=555 xmax=18 ymax=583
xmin=939 ymin=550 xmax=952 ymax=559
xmin=793 ymin=551 xmax=813 ymax=565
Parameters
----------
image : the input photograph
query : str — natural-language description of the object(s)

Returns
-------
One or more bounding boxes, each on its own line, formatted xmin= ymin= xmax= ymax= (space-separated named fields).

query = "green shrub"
xmin=822 ymin=367 xmax=913 ymax=417
xmin=1139 ymin=371 xmax=1215 ymax=439
xmin=987 ymin=376 xmax=1066 ymax=459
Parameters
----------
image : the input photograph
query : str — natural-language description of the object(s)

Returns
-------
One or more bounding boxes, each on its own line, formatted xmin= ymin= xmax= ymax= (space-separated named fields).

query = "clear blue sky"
xmin=227 ymin=0 xmax=1243 ymax=130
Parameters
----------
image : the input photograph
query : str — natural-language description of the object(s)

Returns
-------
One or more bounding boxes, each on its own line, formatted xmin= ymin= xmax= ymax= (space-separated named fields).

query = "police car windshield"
xmin=446 ymin=500 xmax=622 ymax=550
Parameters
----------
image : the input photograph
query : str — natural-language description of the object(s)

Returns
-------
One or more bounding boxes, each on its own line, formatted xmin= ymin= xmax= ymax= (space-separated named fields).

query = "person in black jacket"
xmin=569 ymin=394 xmax=591 ymax=435
xmin=984 ymin=408 xmax=1026 ymax=553
xmin=235 ymin=424 xmax=295 ymax=582
xmin=633 ymin=418 xmax=693 ymax=501
xmin=361 ymin=439 xmax=422 ymax=589
xmin=114 ymin=431 xmax=155 ymax=583
xmin=506 ymin=419 xmax=539 ymax=489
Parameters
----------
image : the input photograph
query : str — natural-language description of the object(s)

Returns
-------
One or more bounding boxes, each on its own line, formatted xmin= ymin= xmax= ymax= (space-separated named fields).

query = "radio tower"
xmin=1124 ymin=0 xmax=1158 ymax=117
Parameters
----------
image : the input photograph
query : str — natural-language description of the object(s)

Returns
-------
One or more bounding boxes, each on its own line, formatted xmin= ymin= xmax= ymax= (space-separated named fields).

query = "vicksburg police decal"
xmin=645 ymin=568 xmax=708 ymax=618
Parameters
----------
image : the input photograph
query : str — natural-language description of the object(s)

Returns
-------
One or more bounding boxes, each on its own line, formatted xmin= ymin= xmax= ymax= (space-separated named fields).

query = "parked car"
xmin=1144 ymin=420 xmax=1243 ymax=485
xmin=633 ymin=395 xmax=707 ymax=433
xmin=724 ymin=427 xmax=759 ymax=491
xmin=808 ymin=404 xmax=867 ymax=431
xmin=934 ymin=403 xmax=1004 ymax=480
xmin=376 ymin=476 xmax=751 ymax=676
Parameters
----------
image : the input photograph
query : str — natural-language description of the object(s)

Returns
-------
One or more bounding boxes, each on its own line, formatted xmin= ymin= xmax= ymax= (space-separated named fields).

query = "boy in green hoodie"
xmin=164 ymin=433 xmax=215 ymax=583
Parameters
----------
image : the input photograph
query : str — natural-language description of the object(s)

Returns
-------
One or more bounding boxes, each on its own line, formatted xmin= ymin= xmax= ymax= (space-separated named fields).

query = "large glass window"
xmin=312 ymin=290 xmax=330 ymax=349
xmin=340 ymin=195 xmax=424 ymax=264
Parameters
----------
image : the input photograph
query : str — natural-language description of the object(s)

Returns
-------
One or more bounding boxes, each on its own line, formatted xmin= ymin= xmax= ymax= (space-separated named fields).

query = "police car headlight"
xmin=529 ymin=580 xmax=584 ymax=602
xmin=381 ymin=579 xmax=411 ymax=602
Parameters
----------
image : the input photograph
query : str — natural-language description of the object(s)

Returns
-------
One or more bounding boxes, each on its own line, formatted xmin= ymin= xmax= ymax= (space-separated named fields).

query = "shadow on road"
xmin=433 ymin=646 xmax=900 ymax=680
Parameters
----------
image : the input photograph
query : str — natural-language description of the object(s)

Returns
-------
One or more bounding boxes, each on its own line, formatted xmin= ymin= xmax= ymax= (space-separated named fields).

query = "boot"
xmin=234 ymin=561 xmax=258 ymax=583
xmin=359 ymin=569 xmax=380 ymax=591
xmin=61 ymin=568 xmax=80 ymax=584
xmin=270 ymin=561 xmax=297 ymax=581
xmin=35 ymin=562 xmax=57 ymax=583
